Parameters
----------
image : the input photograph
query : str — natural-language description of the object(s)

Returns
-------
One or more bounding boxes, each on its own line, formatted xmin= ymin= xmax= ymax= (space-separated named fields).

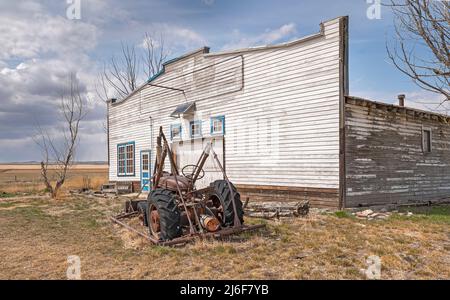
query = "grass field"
xmin=0 ymin=164 xmax=108 ymax=196
xmin=0 ymin=165 xmax=449 ymax=279
xmin=0 ymin=192 xmax=449 ymax=279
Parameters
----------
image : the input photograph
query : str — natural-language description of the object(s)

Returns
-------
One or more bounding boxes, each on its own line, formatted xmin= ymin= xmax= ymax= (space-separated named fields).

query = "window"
xmin=210 ymin=116 xmax=225 ymax=135
xmin=423 ymin=129 xmax=432 ymax=153
xmin=190 ymin=121 xmax=202 ymax=138
xmin=171 ymin=124 xmax=182 ymax=140
xmin=142 ymin=153 xmax=149 ymax=171
xmin=117 ymin=142 xmax=135 ymax=176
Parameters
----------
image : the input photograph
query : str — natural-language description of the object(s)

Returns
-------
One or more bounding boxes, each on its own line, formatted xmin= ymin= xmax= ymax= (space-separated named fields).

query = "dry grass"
xmin=0 ymin=193 xmax=449 ymax=280
xmin=0 ymin=166 xmax=108 ymax=195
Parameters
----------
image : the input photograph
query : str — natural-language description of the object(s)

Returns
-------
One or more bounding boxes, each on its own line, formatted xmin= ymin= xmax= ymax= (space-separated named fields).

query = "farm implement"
xmin=110 ymin=127 xmax=264 ymax=246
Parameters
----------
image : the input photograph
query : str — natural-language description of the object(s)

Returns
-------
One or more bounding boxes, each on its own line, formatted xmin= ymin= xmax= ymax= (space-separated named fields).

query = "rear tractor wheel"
xmin=146 ymin=188 xmax=182 ymax=241
xmin=209 ymin=180 xmax=244 ymax=227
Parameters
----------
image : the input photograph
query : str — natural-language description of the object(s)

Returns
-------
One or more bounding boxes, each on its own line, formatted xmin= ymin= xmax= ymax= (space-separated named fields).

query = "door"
xmin=141 ymin=151 xmax=151 ymax=192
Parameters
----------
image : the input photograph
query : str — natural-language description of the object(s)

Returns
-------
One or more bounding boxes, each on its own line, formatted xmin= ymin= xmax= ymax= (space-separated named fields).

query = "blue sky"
xmin=0 ymin=0 xmax=444 ymax=162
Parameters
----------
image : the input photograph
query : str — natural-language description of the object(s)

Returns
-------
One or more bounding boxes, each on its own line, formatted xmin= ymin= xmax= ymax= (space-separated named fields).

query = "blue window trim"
xmin=190 ymin=120 xmax=202 ymax=138
xmin=210 ymin=116 xmax=225 ymax=135
xmin=140 ymin=150 xmax=152 ymax=191
xmin=117 ymin=141 xmax=135 ymax=177
xmin=170 ymin=124 xmax=182 ymax=140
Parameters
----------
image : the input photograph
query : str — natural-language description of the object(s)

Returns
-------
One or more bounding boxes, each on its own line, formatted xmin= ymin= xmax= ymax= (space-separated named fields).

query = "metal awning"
xmin=170 ymin=102 xmax=196 ymax=118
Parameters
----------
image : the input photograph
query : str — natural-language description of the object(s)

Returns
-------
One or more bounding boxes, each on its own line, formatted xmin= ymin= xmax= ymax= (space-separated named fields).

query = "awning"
xmin=170 ymin=102 xmax=196 ymax=118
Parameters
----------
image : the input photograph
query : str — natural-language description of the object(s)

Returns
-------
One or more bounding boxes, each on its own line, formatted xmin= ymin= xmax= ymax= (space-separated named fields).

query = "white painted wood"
xmin=108 ymin=18 xmax=344 ymax=190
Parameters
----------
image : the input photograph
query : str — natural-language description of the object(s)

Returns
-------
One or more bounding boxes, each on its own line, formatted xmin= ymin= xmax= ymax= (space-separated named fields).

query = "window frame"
xmin=422 ymin=128 xmax=432 ymax=154
xmin=170 ymin=124 xmax=182 ymax=140
xmin=117 ymin=141 xmax=135 ymax=177
xmin=190 ymin=120 xmax=202 ymax=138
xmin=210 ymin=116 xmax=225 ymax=136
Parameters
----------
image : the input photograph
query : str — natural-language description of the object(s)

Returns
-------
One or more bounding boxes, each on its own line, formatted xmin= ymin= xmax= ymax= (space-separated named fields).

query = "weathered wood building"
xmin=107 ymin=16 xmax=450 ymax=209
xmin=345 ymin=96 xmax=450 ymax=207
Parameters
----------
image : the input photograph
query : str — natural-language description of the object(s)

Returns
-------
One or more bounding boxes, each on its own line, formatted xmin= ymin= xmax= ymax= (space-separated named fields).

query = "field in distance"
xmin=0 ymin=163 xmax=108 ymax=195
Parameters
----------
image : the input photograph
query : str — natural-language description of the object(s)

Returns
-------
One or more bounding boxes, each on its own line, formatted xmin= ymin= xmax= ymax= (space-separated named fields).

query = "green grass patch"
xmin=0 ymin=191 xmax=17 ymax=198
xmin=0 ymin=201 xmax=18 ymax=208
xmin=395 ymin=205 xmax=450 ymax=224
xmin=334 ymin=211 xmax=353 ymax=219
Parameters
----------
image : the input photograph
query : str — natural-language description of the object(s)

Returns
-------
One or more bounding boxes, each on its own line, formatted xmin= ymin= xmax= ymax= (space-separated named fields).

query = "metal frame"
xmin=110 ymin=213 xmax=264 ymax=246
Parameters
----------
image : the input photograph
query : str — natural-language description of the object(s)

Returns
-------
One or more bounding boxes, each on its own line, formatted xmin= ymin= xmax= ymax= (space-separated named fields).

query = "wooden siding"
xmin=237 ymin=185 xmax=339 ymax=209
xmin=108 ymin=17 xmax=346 ymax=207
xmin=345 ymin=97 xmax=450 ymax=207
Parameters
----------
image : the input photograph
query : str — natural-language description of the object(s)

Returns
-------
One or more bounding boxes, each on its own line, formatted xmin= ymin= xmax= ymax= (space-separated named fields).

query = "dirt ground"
xmin=0 ymin=191 xmax=449 ymax=279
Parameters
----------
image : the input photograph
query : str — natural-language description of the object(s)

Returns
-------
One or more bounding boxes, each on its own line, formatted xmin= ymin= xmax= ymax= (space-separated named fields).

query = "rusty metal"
xmin=149 ymin=204 xmax=161 ymax=239
xmin=112 ymin=213 xmax=264 ymax=247
xmin=200 ymin=215 xmax=220 ymax=232
xmin=159 ymin=224 xmax=265 ymax=247
xmin=110 ymin=216 xmax=159 ymax=244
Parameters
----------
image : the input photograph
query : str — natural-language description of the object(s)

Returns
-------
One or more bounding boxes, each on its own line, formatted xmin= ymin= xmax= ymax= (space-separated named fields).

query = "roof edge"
xmin=204 ymin=16 xmax=347 ymax=57
xmin=346 ymin=95 xmax=450 ymax=120
xmin=147 ymin=47 xmax=210 ymax=83
xmin=205 ymin=32 xmax=323 ymax=57
xmin=163 ymin=47 xmax=210 ymax=67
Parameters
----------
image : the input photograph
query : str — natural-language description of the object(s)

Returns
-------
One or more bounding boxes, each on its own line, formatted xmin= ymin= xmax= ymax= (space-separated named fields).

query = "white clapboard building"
xmin=107 ymin=16 xmax=450 ymax=208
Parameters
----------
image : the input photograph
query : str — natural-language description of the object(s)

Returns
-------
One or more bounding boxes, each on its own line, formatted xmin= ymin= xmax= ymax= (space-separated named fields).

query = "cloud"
xmin=403 ymin=91 xmax=449 ymax=114
xmin=0 ymin=14 xmax=98 ymax=60
xmin=221 ymin=23 xmax=297 ymax=50
xmin=201 ymin=0 xmax=215 ymax=6
xmin=140 ymin=23 xmax=207 ymax=54
xmin=0 ymin=2 xmax=105 ymax=162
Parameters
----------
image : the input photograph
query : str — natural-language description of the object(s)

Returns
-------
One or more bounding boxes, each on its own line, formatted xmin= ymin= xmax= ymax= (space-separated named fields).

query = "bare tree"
xmin=99 ymin=43 xmax=140 ymax=100
xmin=34 ymin=73 xmax=87 ymax=198
xmin=386 ymin=0 xmax=449 ymax=101
xmin=143 ymin=32 xmax=168 ymax=79
xmin=97 ymin=33 xmax=168 ymax=102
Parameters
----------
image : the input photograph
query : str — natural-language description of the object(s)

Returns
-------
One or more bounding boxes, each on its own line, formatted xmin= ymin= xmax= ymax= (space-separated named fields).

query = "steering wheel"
xmin=181 ymin=165 xmax=205 ymax=180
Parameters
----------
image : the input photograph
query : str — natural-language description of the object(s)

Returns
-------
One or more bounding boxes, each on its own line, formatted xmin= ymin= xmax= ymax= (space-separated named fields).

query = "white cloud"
xmin=221 ymin=23 xmax=297 ymax=50
xmin=0 ymin=2 xmax=105 ymax=162
xmin=0 ymin=14 xmax=98 ymax=60
xmin=404 ymin=91 xmax=449 ymax=114
xmin=261 ymin=23 xmax=297 ymax=44
xmin=140 ymin=23 xmax=207 ymax=54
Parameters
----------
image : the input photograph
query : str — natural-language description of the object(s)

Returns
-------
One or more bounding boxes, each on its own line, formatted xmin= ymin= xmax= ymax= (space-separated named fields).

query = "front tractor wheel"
xmin=209 ymin=180 xmax=244 ymax=227
xmin=146 ymin=188 xmax=182 ymax=241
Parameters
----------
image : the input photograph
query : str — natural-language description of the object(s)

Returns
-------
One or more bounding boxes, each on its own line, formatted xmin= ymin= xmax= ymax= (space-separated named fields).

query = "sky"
xmin=0 ymin=0 xmax=446 ymax=162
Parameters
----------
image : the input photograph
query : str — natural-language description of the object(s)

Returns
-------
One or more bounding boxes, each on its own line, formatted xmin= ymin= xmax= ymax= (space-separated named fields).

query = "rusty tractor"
xmin=111 ymin=127 xmax=264 ymax=246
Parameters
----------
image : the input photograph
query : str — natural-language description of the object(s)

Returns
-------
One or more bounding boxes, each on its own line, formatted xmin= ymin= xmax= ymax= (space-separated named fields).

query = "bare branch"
xmin=386 ymin=0 xmax=450 ymax=101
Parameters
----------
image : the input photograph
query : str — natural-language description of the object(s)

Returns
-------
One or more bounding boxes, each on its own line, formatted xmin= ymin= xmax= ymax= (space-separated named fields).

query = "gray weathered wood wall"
xmin=345 ymin=96 xmax=450 ymax=207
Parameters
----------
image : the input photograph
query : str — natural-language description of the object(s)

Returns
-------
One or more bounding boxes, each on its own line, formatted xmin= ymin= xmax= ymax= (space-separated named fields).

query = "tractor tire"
xmin=147 ymin=188 xmax=182 ymax=241
xmin=137 ymin=201 xmax=148 ymax=227
xmin=210 ymin=180 xmax=244 ymax=227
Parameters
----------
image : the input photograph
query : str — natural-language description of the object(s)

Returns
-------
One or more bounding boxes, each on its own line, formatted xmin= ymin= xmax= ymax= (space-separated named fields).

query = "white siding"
xmin=108 ymin=17 xmax=344 ymax=189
